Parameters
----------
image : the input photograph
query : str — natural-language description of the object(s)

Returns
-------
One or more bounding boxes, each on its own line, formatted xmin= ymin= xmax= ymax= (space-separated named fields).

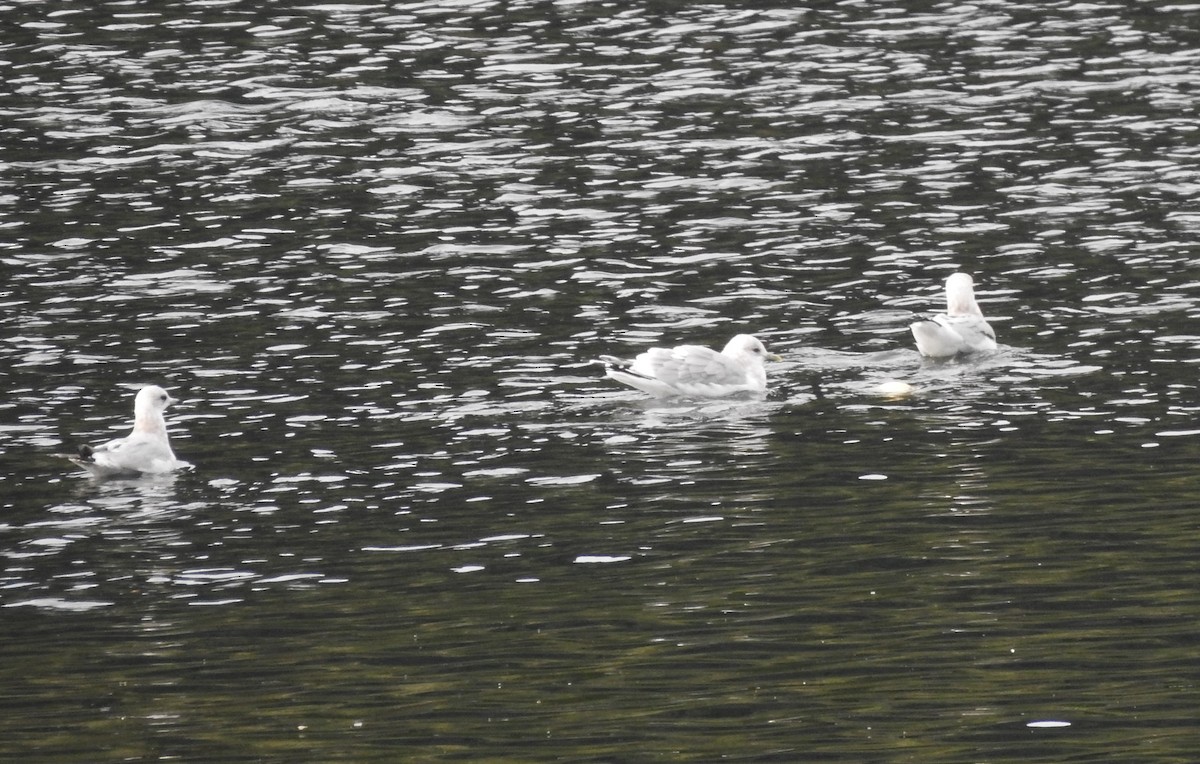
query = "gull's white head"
xmin=132 ymin=385 xmax=175 ymax=432
xmin=945 ymin=272 xmax=983 ymax=317
xmin=721 ymin=334 xmax=782 ymax=363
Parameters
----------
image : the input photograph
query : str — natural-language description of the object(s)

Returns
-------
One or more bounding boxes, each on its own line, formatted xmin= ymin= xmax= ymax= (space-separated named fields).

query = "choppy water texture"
xmin=3 ymin=1 xmax=1200 ymax=760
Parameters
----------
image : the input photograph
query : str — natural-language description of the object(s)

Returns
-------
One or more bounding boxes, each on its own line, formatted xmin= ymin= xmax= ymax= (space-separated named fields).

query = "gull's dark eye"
xmin=160 ymin=394 xmax=168 ymax=402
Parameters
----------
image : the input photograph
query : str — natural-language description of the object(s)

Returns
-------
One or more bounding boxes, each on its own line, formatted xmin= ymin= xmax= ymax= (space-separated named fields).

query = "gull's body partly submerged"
xmin=599 ymin=334 xmax=781 ymax=399
xmin=910 ymin=273 xmax=997 ymax=359
xmin=66 ymin=385 xmax=188 ymax=478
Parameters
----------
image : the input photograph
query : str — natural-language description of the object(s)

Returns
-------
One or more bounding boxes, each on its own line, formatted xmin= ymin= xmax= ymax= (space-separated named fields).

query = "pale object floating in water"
xmin=876 ymin=380 xmax=915 ymax=397
xmin=910 ymin=272 xmax=998 ymax=358
xmin=61 ymin=385 xmax=192 ymax=478
xmin=598 ymin=334 xmax=781 ymax=399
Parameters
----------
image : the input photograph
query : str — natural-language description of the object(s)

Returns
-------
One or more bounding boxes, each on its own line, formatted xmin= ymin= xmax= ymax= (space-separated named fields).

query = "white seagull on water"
xmin=65 ymin=385 xmax=189 ymax=478
xmin=599 ymin=334 xmax=781 ymax=399
xmin=910 ymin=273 xmax=997 ymax=359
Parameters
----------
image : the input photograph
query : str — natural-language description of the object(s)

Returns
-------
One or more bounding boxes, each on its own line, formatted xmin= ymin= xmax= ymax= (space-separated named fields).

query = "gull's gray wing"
xmin=939 ymin=314 xmax=996 ymax=350
xmin=88 ymin=433 xmax=175 ymax=475
xmin=645 ymin=345 xmax=752 ymax=393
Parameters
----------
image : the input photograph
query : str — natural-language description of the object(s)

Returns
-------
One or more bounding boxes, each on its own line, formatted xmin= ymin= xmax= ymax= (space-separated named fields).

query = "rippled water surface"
xmin=4 ymin=1 xmax=1200 ymax=760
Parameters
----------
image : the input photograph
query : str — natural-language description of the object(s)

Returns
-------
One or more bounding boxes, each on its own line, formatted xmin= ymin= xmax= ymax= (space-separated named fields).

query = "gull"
xmin=599 ymin=334 xmax=781 ymax=399
xmin=910 ymin=272 xmax=997 ymax=358
xmin=65 ymin=385 xmax=188 ymax=478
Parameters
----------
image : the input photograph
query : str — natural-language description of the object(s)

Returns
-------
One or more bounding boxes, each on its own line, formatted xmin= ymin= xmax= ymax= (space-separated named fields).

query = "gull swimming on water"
xmin=65 ymin=385 xmax=188 ymax=478
xmin=599 ymin=334 xmax=782 ymax=399
xmin=910 ymin=273 xmax=997 ymax=359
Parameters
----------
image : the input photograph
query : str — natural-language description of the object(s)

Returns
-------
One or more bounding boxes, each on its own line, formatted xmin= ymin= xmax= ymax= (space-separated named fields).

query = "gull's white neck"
xmin=946 ymin=276 xmax=983 ymax=317
xmin=133 ymin=407 xmax=167 ymax=435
